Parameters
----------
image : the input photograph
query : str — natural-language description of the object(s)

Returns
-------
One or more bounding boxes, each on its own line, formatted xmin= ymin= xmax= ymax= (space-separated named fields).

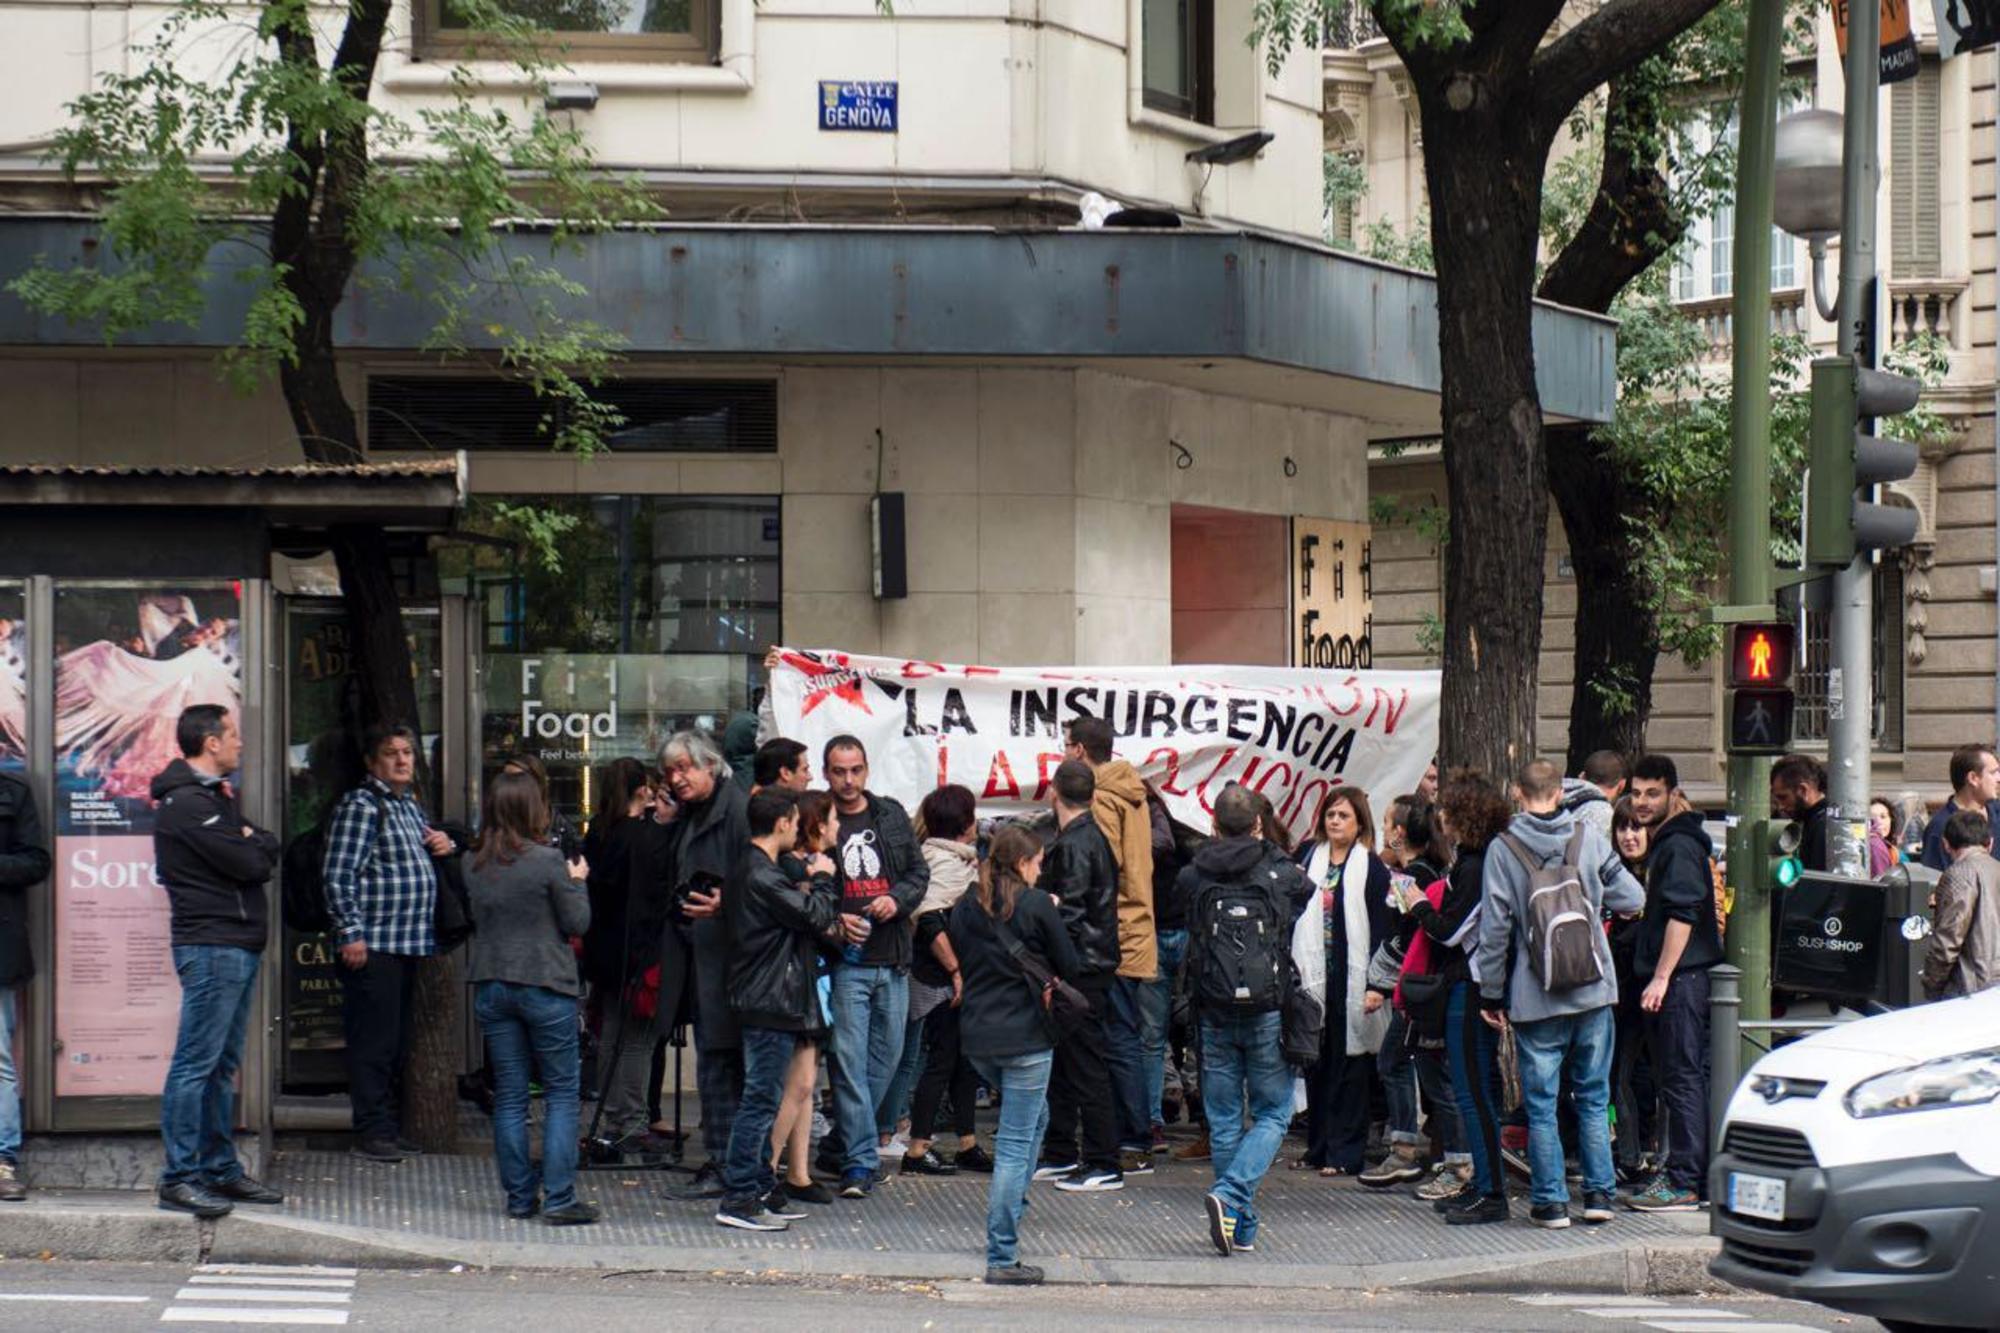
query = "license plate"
xmin=1729 ymin=1171 xmax=1787 ymax=1222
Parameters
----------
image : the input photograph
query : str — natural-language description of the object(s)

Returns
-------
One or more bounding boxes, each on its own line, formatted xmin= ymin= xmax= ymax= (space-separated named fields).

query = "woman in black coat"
xmin=580 ymin=758 xmax=666 ymax=1147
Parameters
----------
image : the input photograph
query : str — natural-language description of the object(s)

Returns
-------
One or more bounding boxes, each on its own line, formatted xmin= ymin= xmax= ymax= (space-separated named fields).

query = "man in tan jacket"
xmin=1065 ymin=718 xmax=1157 ymax=1164
xmin=1924 ymin=809 xmax=2000 ymax=1001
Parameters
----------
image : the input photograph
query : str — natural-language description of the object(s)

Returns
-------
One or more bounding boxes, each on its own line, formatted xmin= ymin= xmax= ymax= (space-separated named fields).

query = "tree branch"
xmin=1529 ymin=0 xmax=1725 ymax=139
xmin=1536 ymin=75 xmax=1685 ymax=314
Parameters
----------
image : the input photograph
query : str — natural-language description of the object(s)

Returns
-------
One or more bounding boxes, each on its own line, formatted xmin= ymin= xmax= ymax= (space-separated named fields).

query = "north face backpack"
xmin=1498 ymin=827 xmax=1603 ymax=992
xmin=1190 ymin=865 xmax=1290 ymax=1014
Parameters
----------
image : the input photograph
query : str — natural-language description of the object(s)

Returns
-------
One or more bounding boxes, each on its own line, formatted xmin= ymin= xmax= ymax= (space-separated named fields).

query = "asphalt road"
xmin=0 ymin=1260 xmax=1884 ymax=1332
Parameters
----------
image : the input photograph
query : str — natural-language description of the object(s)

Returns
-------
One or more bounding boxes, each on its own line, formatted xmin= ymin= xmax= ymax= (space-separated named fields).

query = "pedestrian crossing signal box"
xmin=1726 ymin=622 xmax=1796 ymax=755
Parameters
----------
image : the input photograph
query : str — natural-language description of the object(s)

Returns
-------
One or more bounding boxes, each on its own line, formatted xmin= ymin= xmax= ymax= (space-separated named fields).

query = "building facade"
xmin=1332 ymin=6 xmax=2000 ymax=801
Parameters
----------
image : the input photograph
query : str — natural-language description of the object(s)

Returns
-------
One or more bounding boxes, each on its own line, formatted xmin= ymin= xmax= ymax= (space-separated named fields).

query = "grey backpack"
xmin=1498 ymin=828 xmax=1603 ymax=992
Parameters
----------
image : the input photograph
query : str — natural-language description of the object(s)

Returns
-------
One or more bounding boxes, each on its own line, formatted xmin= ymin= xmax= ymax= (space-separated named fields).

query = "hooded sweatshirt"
xmin=1634 ymin=809 xmax=1722 ymax=978
xmin=1091 ymin=759 xmax=1158 ymax=980
xmin=1560 ymin=778 xmax=1614 ymax=846
xmin=151 ymin=759 xmax=281 ymax=951
xmin=1476 ymin=806 xmax=1643 ymax=1023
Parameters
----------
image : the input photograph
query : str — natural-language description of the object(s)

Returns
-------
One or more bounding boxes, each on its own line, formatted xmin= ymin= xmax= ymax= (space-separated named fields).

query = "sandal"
xmin=1288 ymin=1156 xmax=1320 ymax=1171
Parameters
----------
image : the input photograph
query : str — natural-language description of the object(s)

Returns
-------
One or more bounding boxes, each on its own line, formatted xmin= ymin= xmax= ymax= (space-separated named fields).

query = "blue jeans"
xmin=1513 ymin=1005 xmax=1617 ymax=1206
xmin=970 ymin=1049 xmax=1053 ymax=1270
xmin=159 ymin=945 xmax=260 ymax=1188
xmin=830 ymin=964 xmax=908 ymax=1174
xmin=1105 ymin=976 xmax=1152 ymax=1149
xmin=721 ymin=1026 xmax=798 ymax=1211
xmin=1199 ymin=1010 xmax=1294 ymax=1222
xmin=878 ymin=1012 xmax=928 ymax=1137
xmin=1148 ymin=929 xmax=1187 ymax=1125
xmin=1446 ymin=982 xmax=1505 ymax=1197
xmin=0 ymin=990 xmax=19 ymax=1163
xmin=474 ymin=980 xmax=582 ymax=1214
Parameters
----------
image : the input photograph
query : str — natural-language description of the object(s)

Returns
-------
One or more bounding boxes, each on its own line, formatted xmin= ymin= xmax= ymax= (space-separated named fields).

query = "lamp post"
xmin=1774 ymin=108 xmax=1845 ymax=324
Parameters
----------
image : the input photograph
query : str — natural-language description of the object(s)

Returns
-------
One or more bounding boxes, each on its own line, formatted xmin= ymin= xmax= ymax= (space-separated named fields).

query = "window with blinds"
xmin=366 ymin=377 xmax=778 ymax=453
xmin=1891 ymin=60 xmax=1942 ymax=279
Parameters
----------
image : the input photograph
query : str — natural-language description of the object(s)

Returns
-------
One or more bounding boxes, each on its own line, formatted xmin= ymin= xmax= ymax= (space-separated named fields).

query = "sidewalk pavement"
xmin=0 ymin=1148 xmax=1723 ymax=1295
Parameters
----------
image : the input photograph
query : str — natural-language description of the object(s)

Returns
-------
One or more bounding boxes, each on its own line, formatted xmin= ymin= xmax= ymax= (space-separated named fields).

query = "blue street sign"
xmin=819 ymin=81 xmax=898 ymax=132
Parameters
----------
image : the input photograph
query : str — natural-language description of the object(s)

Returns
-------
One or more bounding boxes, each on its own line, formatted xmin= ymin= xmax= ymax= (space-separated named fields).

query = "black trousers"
xmin=1647 ymin=967 xmax=1711 ymax=1193
xmin=340 ymin=951 xmax=420 ymax=1142
xmin=1045 ymin=980 xmax=1120 ymax=1173
xmin=909 ymin=1004 xmax=977 ymax=1142
xmin=1305 ymin=1025 xmax=1374 ymax=1172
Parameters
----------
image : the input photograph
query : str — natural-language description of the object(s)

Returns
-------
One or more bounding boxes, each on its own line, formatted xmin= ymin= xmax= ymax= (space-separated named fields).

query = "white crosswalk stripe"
xmin=1511 ymin=1294 xmax=1827 ymax=1332
xmin=162 ymin=1263 xmax=362 ymax=1325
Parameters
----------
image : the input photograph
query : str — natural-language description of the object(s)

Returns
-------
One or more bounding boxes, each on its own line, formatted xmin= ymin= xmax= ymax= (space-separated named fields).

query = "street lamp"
xmin=1773 ymin=108 xmax=1845 ymax=321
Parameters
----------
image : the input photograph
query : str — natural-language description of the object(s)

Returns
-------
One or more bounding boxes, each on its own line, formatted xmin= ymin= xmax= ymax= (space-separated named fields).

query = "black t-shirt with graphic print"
xmin=837 ymin=806 xmax=902 ymax=967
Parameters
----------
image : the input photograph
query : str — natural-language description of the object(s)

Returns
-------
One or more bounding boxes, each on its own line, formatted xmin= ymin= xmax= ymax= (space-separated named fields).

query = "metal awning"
xmin=0 ymin=457 xmax=466 ymax=530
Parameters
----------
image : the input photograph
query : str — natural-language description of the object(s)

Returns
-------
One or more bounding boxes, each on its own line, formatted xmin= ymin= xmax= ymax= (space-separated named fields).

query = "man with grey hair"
xmin=655 ymin=729 xmax=751 ymax=1200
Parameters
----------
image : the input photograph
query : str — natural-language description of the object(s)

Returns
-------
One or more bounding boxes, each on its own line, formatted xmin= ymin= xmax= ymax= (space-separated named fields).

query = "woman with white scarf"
xmin=900 ymin=785 xmax=994 ymax=1175
xmin=1291 ymin=788 xmax=1396 ymax=1177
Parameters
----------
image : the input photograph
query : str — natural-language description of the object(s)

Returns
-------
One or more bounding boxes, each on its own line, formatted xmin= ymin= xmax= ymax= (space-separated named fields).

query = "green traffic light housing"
xmin=1806 ymin=356 xmax=1922 ymax=567
xmin=1767 ymin=817 xmax=1804 ymax=888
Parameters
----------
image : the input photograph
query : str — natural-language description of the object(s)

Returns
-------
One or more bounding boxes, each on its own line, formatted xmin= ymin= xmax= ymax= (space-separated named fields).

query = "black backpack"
xmin=281 ymin=821 xmax=337 ymax=935
xmin=1190 ymin=863 xmax=1291 ymax=1014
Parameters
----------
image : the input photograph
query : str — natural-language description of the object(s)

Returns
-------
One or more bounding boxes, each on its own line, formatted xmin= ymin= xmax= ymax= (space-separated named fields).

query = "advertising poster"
xmin=51 ymin=585 xmax=242 ymax=1097
xmin=770 ymin=649 xmax=1441 ymax=846
xmin=0 ymin=586 xmax=22 ymax=773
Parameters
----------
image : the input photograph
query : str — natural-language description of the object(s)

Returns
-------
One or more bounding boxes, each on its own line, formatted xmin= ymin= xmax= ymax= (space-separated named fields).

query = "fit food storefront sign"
xmin=1291 ymin=518 xmax=1373 ymax=670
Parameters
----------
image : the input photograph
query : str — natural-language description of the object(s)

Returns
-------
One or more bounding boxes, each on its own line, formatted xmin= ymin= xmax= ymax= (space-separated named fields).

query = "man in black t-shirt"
xmin=822 ymin=736 xmax=930 ymax=1198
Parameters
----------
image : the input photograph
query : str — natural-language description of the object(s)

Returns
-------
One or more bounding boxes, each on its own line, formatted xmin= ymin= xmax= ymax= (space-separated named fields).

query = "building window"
xmin=420 ymin=0 xmax=716 ymax=62
xmin=1670 ymin=96 xmax=1803 ymax=300
xmin=367 ymin=377 xmax=777 ymax=454
xmin=1793 ymin=560 xmax=1905 ymax=750
xmin=1890 ymin=60 xmax=1942 ymax=279
xmin=1143 ymin=0 xmax=1215 ymax=124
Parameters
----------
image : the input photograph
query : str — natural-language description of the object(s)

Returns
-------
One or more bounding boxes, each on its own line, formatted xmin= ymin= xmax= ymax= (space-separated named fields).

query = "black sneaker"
xmin=1429 ymin=1181 xmax=1477 ymax=1214
xmin=350 ymin=1138 xmax=405 ymax=1163
xmin=208 ymin=1175 xmax=284 ymax=1204
xmin=763 ymin=1189 xmax=809 ymax=1220
xmin=901 ymin=1150 xmax=958 ymax=1177
xmin=1031 ymin=1158 xmax=1079 ymax=1182
xmin=394 ymin=1137 xmax=425 ymax=1156
xmin=783 ymin=1179 xmax=836 ymax=1205
xmin=1530 ymin=1201 xmax=1572 ymax=1229
xmin=1118 ymin=1151 xmax=1155 ymax=1177
xmin=839 ymin=1170 xmax=873 ymax=1199
xmin=1442 ymin=1193 xmax=1509 ymax=1226
xmin=984 ymin=1263 xmax=1044 ymax=1286
xmin=672 ymin=1162 xmax=726 ymax=1201
xmin=1204 ymin=1192 xmax=1235 ymax=1257
xmin=1054 ymin=1168 xmax=1124 ymax=1193
xmin=1582 ymin=1190 xmax=1615 ymax=1224
xmin=715 ymin=1204 xmax=788 ymax=1232
xmin=157 ymin=1182 xmax=233 ymax=1218
xmin=544 ymin=1202 xmax=600 ymax=1226
xmin=954 ymin=1144 xmax=995 ymax=1173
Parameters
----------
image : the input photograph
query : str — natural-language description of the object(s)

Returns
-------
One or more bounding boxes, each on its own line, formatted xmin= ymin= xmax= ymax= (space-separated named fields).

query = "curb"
xmin=0 ymin=1200 xmax=1732 ymax=1295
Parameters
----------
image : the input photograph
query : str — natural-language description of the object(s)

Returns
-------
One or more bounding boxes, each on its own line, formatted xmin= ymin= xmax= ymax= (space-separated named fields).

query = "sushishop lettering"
xmin=519 ymin=658 xmax=616 ymax=740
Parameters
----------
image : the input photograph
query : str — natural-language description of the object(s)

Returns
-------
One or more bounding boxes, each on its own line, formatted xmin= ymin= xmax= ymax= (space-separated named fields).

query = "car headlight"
xmin=1844 ymin=1048 xmax=2000 ymax=1118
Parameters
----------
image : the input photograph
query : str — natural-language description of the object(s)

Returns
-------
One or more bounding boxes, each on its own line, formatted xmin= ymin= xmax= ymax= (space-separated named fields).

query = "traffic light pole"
xmin=1724 ymin=0 xmax=1786 ymax=1042
xmin=1826 ymin=0 xmax=1882 ymax=876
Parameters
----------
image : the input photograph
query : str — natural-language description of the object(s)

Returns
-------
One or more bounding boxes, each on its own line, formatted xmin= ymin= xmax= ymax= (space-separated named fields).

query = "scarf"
xmin=1298 ymin=839 xmax=1390 ymax=1056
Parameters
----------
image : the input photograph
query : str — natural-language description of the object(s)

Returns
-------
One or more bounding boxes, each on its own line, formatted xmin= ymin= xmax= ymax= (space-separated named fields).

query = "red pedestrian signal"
xmin=1729 ymin=622 xmax=1795 ymax=688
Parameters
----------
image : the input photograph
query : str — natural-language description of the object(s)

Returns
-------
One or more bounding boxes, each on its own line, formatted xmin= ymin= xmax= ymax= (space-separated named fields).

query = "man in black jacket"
xmin=1626 ymin=753 xmax=1721 ymax=1214
xmin=656 ymin=730 xmax=751 ymax=1200
xmin=715 ymin=789 xmax=849 ymax=1232
xmin=1770 ymin=752 xmax=1835 ymax=873
xmin=0 ymin=768 xmax=49 ymax=1202
xmin=1033 ymin=759 xmax=1126 ymax=1193
xmin=822 ymin=735 xmax=929 ymax=1198
xmin=151 ymin=705 xmax=283 ymax=1218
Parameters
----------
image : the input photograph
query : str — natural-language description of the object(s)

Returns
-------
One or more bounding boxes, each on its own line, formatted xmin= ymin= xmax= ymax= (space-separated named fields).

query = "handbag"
xmin=1397 ymin=972 xmax=1449 ymax=1039
xmin=992 ymin=909 xmax=1092 ymax=1041
xmin=432 ymin=848 xmax=475 ymax=953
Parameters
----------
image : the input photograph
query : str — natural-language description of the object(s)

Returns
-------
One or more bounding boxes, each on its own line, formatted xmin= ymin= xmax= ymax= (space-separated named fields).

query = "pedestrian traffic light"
xmin=1766 ymin=818 xmax=1804 ymax=891
xmin=1805 ymin=356 xmax=1922 ymax=568
xmin=1727 ymin=622 xmax=1796 ymax=755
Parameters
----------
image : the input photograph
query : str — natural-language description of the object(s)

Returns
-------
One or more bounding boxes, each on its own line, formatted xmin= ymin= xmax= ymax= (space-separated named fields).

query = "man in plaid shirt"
xmin=323 ymin=724 xmax=454 ymax=1163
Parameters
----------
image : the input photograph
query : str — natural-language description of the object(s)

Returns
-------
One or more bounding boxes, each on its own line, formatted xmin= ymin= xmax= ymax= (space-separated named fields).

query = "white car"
xmin=1710 ymin=987 xmax=2000 ymax=1332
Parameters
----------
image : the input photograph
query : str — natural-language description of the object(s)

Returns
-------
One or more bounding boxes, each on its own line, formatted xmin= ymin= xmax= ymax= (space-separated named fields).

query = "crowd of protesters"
xmin=10 ymin=699 xmax=2000 ymax=1281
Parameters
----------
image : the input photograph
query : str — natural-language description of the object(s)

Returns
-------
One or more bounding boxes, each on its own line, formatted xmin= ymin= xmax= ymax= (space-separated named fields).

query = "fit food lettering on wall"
xmin=1292 ymin=518 xmax=1373 ymax=670
xmin=519 ymin=658 xmax=618 ymax=748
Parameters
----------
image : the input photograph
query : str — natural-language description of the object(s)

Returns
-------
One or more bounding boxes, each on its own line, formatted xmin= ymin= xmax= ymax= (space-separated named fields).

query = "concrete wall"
xmin=3 ymin=0 xmax=1325 ymax=239
xmin=0 ymin=357 xmax=1372 ymax=668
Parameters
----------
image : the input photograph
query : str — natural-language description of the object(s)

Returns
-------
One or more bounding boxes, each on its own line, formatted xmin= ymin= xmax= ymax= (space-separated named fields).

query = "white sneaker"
xmin=810 ymin=1110 xmax=832 ymax=1141
xmin=877 ymin=1136 xmax=908 ymax=1160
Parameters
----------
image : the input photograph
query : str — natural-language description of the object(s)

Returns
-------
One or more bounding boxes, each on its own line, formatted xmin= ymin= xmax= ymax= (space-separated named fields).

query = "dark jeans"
xmin=696 ymin=1045 xmax=745 ymax=1158
xmin=1647 ymin=967 xmax=1711 ymax=1193
xmin=1446 ymin=981 xmax=1506 ymax=1197
xmin=1613 ymin=971 xmax=1660 ymax=1170
xmin=909 ymin=1004 xmax=977 ymax=1142
xmin=721 ymin=1027 xmax=797 ymax=1211
xmin=340 ymin=950 xmax=420 ymax=1143
xmin=1304 ymin=1024 xmax=1373 ymax=1172
xmin=1045 ymin=980 xmax=1119 ymax=1172
xmin=1104 ymin=976 xmax=1152 ymax=1150
xmin=160 ymin=944 xmax=260 ymax=1187
xmin=474 ymin=980 xmax=581 ymax=1214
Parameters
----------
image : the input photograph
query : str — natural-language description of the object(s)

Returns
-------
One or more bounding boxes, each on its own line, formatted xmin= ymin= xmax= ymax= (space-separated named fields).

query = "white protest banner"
xmin=768 ymin=649 xmax=1441 ymax=843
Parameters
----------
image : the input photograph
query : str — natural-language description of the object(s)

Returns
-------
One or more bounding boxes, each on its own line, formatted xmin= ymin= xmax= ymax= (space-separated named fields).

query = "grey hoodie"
xmin=1477 ymin=807 xmax=1644 ymax=1023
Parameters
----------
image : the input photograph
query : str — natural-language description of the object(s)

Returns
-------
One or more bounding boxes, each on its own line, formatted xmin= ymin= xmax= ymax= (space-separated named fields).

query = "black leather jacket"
xmin=0 ymin=773 xmax=49 ymax=985
xmin=727 ymin=846 xmax=843 ymax=1031
xmin=1040 ymin=813 xmax=1121 ymax=980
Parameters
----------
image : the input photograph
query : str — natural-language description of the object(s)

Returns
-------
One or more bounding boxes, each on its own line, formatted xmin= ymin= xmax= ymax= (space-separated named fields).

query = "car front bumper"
xmin=1711 ymin=1147 xmax=2000 ymax=1329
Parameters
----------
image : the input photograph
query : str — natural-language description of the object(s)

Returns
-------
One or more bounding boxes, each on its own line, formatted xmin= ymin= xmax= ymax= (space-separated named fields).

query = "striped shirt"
xmin=322 ymin=776 xmax=438 ymax=956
